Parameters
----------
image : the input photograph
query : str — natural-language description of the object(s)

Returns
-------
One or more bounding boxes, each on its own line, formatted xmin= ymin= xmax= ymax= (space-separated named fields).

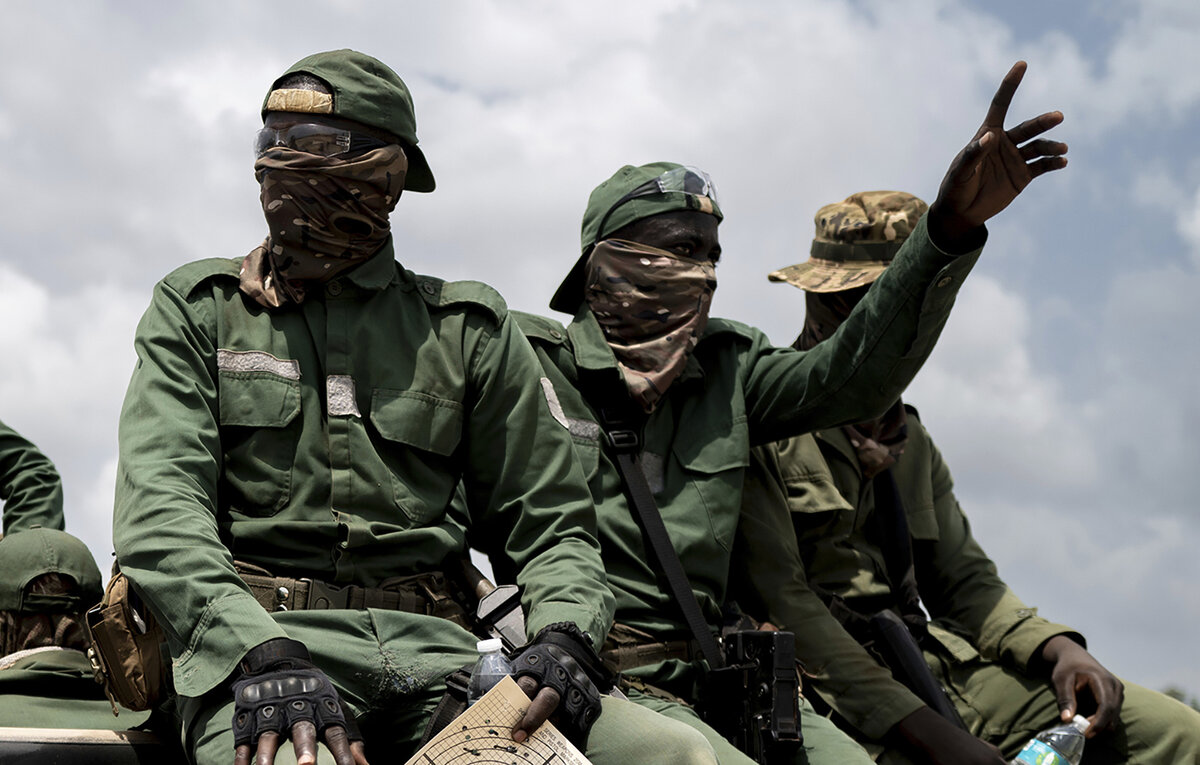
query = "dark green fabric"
xmin=113 ymin=242 xmax=611 ymax=699
xmin=265 ymin=49 xmax=434 ymax=192
xmin=0 ymin=648 xmax=150 ymax=729
xmin=177 ymin=611 xmax=721 ymax=765
xmin=749 ymin=411 xmax=1082 ymax=742
xmin=0 ymin=420 xmax=63 ymax=535
xmin=519 ymin=214 xmax=980 ymax=705
xmin=0 ymin=528 xmax=102 ymax=612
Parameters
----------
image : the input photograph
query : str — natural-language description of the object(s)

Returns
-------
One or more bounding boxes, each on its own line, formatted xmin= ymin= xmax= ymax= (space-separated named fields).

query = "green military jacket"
xmin=517 ymin=216 xmax=980 ymax=699
xmin=747 ymin=407 xmax=1080 ymax=738
xmin=0 ymin=647 xmax=150 ymax=729
xmin=113 ymin=242 xmax=612 ymax=698
xmin=0 ymin=420 xmax=64 ymax=535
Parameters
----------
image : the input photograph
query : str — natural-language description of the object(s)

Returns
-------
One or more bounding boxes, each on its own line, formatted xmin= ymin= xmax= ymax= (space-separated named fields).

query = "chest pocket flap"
xmin=219 ymin=372 xmax=301 ymax=427
xmin=371 ymin=389 xmax=464 ymax=456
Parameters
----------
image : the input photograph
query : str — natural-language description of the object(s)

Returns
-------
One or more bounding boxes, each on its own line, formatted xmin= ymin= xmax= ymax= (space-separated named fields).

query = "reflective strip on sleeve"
xmin=539 ymin=377 xmax=570 ymax=429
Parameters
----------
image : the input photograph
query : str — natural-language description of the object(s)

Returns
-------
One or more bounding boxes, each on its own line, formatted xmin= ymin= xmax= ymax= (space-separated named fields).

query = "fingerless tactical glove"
xmin=231 ymin=637 xmax=353 ymax=749
xmin=510 ymin=622 xmax=611 ymax=747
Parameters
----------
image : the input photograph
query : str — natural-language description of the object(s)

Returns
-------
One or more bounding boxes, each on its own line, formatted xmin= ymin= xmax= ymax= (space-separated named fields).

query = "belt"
xmin=600 ymin=622 xmax=704 ymax=672
xmin=234 ymin=561 xmax=471 ymax=628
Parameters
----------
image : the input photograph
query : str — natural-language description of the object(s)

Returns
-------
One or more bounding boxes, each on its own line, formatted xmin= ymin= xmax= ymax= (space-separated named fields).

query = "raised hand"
xmin=928 ymin=61 xmax=1068 ymax=251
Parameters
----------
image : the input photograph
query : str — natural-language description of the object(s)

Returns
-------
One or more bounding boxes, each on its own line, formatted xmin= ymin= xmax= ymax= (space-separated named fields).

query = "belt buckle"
xmin=302 ymin=578 xmax=350 ymax=610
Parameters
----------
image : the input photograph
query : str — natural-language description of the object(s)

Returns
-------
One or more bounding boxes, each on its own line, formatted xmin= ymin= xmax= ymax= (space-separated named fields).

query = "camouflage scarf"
xmin=240 ymin=145 xmax=408 ymax=308
xmin=793 ymin=289 xmax=907 ymax=477
xmin=584 ymin=238 xmax=716 ymax=412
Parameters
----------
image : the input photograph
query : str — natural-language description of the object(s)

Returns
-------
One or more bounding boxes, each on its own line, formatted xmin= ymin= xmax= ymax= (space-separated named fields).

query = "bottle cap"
xmin=1071 ymin=714 xmax=1090 ymax=733
xmin=477 ymin=638 xmax=504 ymax=653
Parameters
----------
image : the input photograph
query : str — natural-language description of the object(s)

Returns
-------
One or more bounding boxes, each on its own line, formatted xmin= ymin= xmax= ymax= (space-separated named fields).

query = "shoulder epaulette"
xmin=163 ymin=257 xmax=242 ymax=298
xmin=702 ymin=317 xmax=759 ymax=341
xmin=413 ymin=275 xmax=507 ymax=325
xmin=513 ymin=311 xmax=569 ymax=346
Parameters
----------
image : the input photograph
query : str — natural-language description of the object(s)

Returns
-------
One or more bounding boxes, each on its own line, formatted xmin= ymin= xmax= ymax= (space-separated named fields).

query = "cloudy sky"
xmin=2 ymin=1 xmax=1198 ymax=699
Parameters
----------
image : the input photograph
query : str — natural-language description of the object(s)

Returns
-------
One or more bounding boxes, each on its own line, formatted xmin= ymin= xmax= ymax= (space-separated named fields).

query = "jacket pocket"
xmin=672 ymin=416 xmax=749 ymax=551
xmin=218 ymin=370 xmax=301 ymax=516
xmin=371 ymin=389 xmax=463 ymax=524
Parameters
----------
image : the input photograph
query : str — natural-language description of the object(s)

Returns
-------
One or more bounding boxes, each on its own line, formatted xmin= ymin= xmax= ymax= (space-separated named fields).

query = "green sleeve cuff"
xmin=170 ymin=592 xmax=287 ymax=698
xmin=975 ymin=606 xmax=1084 ymax=671
xmin=525 ymin=602 xmax=610 ymax=653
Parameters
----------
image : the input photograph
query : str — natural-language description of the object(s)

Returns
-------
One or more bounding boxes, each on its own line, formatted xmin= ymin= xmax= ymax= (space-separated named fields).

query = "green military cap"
xmin=263 ymin=49 xmax=436 ymax=193
xmin=768 ymin=190 xmax=927 ymax=293
xmin=0 ymin=527 xmax=103 ymax=612
xmin=551 ymin=162 xmax=723 ymax=313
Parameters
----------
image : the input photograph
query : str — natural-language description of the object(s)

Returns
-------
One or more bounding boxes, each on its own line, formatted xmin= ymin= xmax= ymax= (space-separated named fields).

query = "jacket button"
xmin=936 ymin=276 xmax=953 ymax=288
xmin=550 ymin=330 xmax=563 ymax=339
xmin=328 ymin=282 xmax=343 ymax=296
xmin=421 ymin=282 xmax=436 ymax=295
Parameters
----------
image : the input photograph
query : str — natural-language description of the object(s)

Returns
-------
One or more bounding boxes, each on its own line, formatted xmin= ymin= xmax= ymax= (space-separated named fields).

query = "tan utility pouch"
xmin=84 ymin=571 xmax=170 ymax=714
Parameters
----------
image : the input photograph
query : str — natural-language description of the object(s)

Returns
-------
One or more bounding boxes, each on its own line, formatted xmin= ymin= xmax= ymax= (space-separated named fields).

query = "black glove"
xmin=510 ymin=623 xmax=610 ymax=746
xmin=231 ymin=637 xmax=352 ymax=750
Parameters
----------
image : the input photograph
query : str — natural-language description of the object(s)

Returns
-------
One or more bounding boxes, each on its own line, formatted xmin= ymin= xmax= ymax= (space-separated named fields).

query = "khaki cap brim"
xmin=768 ymin=258 xmax=890 ymax=293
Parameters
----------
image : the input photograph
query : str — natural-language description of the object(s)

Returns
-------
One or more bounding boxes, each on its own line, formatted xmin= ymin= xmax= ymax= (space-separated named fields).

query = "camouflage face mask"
xmin=240 ymin=144 xmax=408 ymax=308
xmin=584 ymin=239 xmax=716 ymax=413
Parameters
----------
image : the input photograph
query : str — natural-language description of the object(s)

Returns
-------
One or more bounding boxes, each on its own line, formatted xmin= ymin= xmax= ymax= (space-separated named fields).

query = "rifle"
xmin=868 ymin=609 xmax=968 ymax=729
xmin=700 ymin=630 xmax=804 ymax=765
xmin=458 ymin=557 xmax=527 ymax=651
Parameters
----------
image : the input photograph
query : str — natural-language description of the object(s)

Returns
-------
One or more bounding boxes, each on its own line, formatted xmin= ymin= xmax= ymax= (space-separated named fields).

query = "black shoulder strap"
xmin=589 ymin=390 xmax=725 ymax=669
xmin=872 ymin=469 xmax=926 ymax=631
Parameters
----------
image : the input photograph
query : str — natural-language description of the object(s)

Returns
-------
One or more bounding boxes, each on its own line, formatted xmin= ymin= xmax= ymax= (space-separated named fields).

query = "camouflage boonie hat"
xmin=0 ymin=527 xmax=103 ymax=612
xmin=550 ymin=162 xmax=723 ymax=313
xmin=768 ymin=191 xmax=927 ymax=293
xmin=263 ymin=49 xmax=435 ymax=192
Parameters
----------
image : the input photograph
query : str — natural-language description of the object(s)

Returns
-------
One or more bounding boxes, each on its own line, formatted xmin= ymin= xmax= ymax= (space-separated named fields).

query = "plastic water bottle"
xmin=467 ymin=638 xmax=512 ymax=705
xmin=1011 ymin=715 xmax=1090 ymax=765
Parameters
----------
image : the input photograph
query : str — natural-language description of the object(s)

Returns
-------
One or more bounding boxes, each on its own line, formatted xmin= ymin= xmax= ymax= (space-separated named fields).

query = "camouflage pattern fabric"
xmin=240 ymin=144 xmax=407 ymax=308
xmin=769 ymin=191 xmax=928 ymax=293
xmin=584 ymin=239 xmax=716 ymax=413
xmin=551 ymin=161 xmax=722 ymax=313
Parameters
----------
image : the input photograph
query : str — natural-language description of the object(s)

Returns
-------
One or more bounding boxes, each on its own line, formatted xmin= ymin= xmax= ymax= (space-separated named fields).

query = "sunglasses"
xmin=255 ymin=123 xmax=391 ymax=158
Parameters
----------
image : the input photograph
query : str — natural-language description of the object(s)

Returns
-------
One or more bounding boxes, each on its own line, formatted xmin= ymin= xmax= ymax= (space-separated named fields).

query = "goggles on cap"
xmin=255 ymin=123 xmax=391 ymax=158
xmin=593 ymin=165 xmax=719 ymax=245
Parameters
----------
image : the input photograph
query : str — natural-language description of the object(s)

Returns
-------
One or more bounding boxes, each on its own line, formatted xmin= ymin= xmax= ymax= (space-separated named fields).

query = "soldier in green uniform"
xmin=738 ymin=189 xmax=1200 ymax=763
xmin=1 ymin=419 xmax=64 ymax=536
xmin=0 ymin=419 xmax=150 ymax=731
xmin=511 ymin=62 xmax=1069 ymax=763
xmin=113 ymin=50 xmax=719 ymax=765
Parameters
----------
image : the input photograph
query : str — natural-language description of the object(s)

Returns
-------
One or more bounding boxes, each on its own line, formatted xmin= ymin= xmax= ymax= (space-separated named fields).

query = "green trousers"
xmin=177 ymin=609 xmax=719 ymax=765
xmin=865 ymin=646 xmax=1200 ymax=763
xmin=625 ymin=688 xmax=874 ymax=765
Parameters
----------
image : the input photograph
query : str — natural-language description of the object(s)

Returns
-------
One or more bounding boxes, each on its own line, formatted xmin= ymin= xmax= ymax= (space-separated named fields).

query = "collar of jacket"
xmin=338 ymin=238 xmax=403 ymax=293
xmin=816 ymin=426 xmax=865 ymax=474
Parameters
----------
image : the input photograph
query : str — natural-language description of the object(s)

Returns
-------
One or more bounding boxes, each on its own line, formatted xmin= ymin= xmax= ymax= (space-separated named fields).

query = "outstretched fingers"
xmin=983 ymin=60 xmax=1027 ymax=128
xmin=1007 ymin=111 xmax=1065 ymax=145
xmin=1018 ymin=139 xmax=1068 ymax=161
